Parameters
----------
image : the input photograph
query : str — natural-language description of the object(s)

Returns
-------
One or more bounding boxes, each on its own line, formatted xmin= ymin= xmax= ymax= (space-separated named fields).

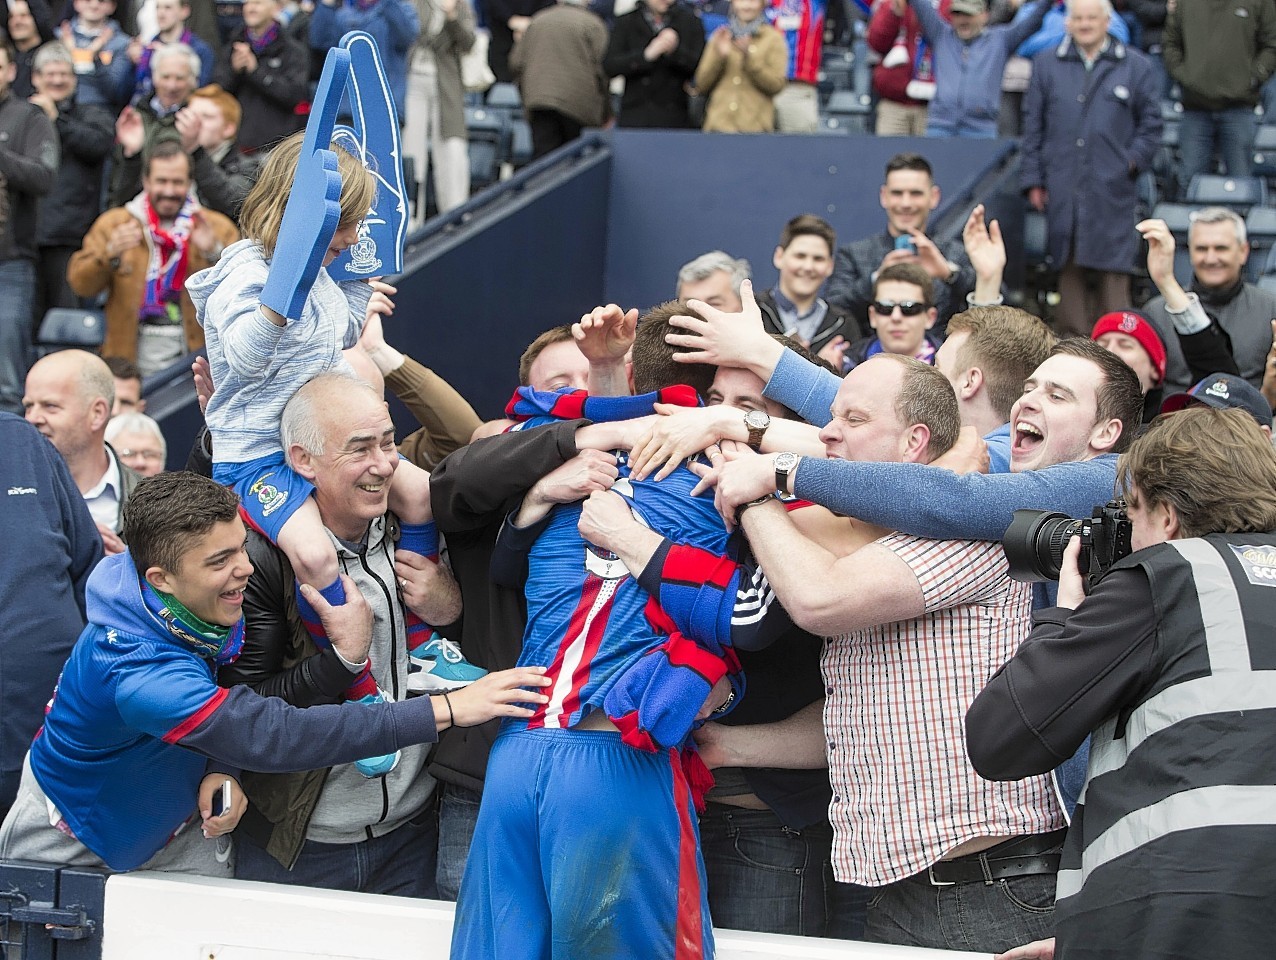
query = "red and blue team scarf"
xmin=137 ymin=28 xmax=197 ymax=97
xmin=141 ymin=581 xmax=245 ymax=666
xmin=505 ymin=384 xmax=702 ymax=426
xmin=248 ymin=21 xmax=281 ymax=54
xmin=139 ymin=192 xmax=196 ymax=324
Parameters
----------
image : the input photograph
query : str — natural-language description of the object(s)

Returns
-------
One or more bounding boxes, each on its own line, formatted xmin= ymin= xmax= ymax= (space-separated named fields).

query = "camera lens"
xmin=1003 ymin=510 xmax=1083 ymax=582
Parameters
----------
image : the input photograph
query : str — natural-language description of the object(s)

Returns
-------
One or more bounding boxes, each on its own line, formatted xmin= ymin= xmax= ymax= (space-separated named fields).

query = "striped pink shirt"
xmin=822 ymin=533 xmax=1065 ymax=886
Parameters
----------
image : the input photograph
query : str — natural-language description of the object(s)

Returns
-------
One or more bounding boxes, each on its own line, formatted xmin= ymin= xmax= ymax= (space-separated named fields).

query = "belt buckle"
xmin=926 ymin=865 xmax=955 ymax=887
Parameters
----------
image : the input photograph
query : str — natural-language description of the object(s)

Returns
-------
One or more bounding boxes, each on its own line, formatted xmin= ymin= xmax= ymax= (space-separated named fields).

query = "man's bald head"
xmin=23 ymin=350 xmax=115 ymax=460
xmin=281 ymin=372 xmax=384 ymax=465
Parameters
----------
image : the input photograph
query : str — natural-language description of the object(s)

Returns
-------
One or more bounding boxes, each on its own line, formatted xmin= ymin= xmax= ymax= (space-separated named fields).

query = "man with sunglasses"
xmin=843 ymin=262 xmax=940 ymax=371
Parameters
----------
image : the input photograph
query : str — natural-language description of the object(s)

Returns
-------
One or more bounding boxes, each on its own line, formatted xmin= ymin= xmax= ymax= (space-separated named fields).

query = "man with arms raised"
xmin=664 ymin=282 xmax=1143 ymax=541
xmin=693 ymin=354 xmax=1067 ymax=951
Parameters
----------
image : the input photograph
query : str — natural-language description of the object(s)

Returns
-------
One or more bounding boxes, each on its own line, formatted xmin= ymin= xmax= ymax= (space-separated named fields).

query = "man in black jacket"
xmin=212 ymin=0 xmax=309 ymax=153
xmin=754 ymin=213 xmax=866 ymax=367
xmin=825 ymin=152 xmax=974 ymax=334
xmin=0 ymin=35 xmax=58 ymax=415
xmin=603 ymin=0 xmax=704 ymax=128
xmin=30 ymin=41 xmax=115 ymax=322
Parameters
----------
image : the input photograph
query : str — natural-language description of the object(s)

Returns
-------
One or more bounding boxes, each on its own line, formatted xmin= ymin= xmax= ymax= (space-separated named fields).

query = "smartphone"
xmin=894 ymin=235 xmax=917 ymax=255
xmin=212 ymin=779 xmax=232 ymax=817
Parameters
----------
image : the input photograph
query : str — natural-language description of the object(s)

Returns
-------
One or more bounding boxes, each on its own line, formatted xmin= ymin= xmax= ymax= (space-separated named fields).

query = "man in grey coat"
xmin=1021 ymin=0 xmax=1161 ymax=337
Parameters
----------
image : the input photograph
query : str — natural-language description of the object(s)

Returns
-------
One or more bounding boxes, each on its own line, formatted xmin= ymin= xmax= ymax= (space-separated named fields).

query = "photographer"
xmin=966 ymin=406 xmax=1276 ymax=959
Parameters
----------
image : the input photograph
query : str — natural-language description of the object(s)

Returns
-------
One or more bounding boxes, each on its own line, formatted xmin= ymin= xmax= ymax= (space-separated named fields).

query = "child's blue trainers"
xmin=353 ymin=691 xmax=401 ymax=778
xmin=408 ymin=634 xmax=487 ymax=694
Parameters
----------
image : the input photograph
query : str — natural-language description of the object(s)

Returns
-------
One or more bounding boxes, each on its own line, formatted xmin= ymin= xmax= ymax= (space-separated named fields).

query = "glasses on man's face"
xmin=120 ymin=448 xmax=163 ymax=462
xmin=870 ymin=300 xmax=927 ymax=317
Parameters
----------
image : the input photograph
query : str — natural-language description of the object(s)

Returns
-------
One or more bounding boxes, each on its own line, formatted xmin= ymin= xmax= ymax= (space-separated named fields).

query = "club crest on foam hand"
xmin=326 ymin=31 xmax=407 ymax=282
xmin=347 ymin=219 xmax=382 ymax=275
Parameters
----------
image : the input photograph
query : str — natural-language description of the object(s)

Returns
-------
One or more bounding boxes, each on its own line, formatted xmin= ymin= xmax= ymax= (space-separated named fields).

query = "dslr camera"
xmin=1002 ymin=499 xmax=1133 ymax=589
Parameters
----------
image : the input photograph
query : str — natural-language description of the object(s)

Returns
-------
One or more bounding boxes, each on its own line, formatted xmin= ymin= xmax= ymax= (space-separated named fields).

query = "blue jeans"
xmin=234 ymin=797 xmax=439 ymax=897
xmin=1179 ymin=107 xmax=1257 ymax=186
xmin=435 ymin=781 xmax=481 ymax=902
xmin=0 ymin=259 xmax=36 ymax=414
xmin=865 ymin=841 xmax=1062 ymax=953
xmin=699 ymin=803 xmax=869 ymax=938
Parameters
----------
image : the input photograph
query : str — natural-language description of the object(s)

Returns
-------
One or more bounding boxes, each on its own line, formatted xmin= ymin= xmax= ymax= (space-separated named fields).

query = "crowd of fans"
xmin=1 ymin=0 xmax=1275 ymax=958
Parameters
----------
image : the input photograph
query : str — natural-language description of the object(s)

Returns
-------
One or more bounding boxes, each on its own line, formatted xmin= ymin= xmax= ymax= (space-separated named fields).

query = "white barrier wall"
xmin=103 ymin=873 xmax=988 ymax=960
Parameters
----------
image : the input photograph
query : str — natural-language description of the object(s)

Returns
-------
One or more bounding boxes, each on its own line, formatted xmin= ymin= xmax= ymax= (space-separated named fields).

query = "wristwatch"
xmin=774 ymin=451 xmax=800 ymax=495
xmin=734 ymin=493 xmax=773 ymax=526
xmin=743 ymin=409 xmax=770 ymax=450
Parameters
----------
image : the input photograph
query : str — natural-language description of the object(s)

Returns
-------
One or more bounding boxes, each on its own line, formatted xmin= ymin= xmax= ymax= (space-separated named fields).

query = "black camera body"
xmin=1002 ymin=499 xmax=1134 ymax=588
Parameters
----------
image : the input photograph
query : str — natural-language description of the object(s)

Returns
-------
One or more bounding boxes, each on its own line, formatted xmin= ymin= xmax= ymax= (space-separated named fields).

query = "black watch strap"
xmin=734 ymin=494 xmax=773 ymax=526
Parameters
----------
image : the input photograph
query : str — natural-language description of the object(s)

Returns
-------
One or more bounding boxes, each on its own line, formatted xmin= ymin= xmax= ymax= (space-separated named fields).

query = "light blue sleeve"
xmin=761 ymin=347 xmax=840 ymax=427
xmin=793 ymin=455 xmax=1119 ymax=542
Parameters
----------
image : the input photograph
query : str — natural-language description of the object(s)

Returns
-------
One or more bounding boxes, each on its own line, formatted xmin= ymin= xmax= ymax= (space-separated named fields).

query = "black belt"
xmin=924 ymin=830 xmax=1066 ymax=886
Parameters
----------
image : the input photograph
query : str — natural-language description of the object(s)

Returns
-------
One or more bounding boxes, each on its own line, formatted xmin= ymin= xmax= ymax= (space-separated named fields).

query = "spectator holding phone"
xmin=826 ymin=152 xmax=975 ymax=332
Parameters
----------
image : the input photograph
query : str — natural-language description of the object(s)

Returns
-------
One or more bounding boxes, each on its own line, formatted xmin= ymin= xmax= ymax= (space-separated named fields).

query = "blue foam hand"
xmin=260 ymin=47 xmax=352 ymax=320
xmin=326 ymin=30 xmax=408 ymax=282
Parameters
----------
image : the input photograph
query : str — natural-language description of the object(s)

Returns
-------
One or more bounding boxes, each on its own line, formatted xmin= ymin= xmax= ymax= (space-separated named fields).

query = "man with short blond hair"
xmin=937 ymin=305 xmax=1055 ymax=472
xmin=23 ymin=349 xmax=141 ymax=551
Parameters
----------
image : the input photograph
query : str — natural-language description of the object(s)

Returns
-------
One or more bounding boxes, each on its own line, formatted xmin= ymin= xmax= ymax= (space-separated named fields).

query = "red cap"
xmin=1090 ymin=311 xmax=1167 ymax=386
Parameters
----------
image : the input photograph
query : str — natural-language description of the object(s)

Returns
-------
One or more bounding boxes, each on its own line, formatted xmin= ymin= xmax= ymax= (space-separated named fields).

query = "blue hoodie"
xmin=28 ymin=551 xmax=439 ymax=871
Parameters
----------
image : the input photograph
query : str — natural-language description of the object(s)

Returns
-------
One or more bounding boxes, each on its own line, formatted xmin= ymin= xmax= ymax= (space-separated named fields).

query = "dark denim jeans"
xmin=865 ymin=846 xmax=1061 ymax=953
xmin=234 ymin=797 xmax=439 ymax=898
xmin=435 ymin=781 xmax=482 ymax=902
xmin=0 ymin=259 xmax=36 ymax=414
xmin=699 ymin=803 xmax=868 ymax=939
xmin=1179 ymin=107 xmax=1258 ymax=186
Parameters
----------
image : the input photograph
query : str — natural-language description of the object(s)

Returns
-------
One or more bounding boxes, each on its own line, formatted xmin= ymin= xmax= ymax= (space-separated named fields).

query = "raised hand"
xmin=963 ymin=204 xmax=1005 ymax=284
xmin=190 ymin=209 xmax=219 ymax=258
xmin=191 ymin=355 xmax=214 ymax=414
xmin=665 ymin=279 xmax=780 ymax=379
xmin=115 ymin=106 xmax=145 ymax=158
xmin=572 ymin=303 xmax=637 ymax=365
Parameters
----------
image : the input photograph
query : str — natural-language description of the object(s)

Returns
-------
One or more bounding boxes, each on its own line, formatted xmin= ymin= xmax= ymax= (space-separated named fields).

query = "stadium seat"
xmin=1252 ymin=123 xmax=1276 ymax=179
xmin=36 ymin=308 xmax=104 ymax=358
xmin=1245 ymin=206 xmax=1276 ymax=282
xmin=1024 ymin=209 xmax=1049 ymax=268
xmin=466 ymin=106 xmax=508 ymax=186
xmin=824 ymin=89 xmax=872 ymax=134
xmin=1150 ymin=202 xmax=1195 ymax=285
xmin=469 ymin=139 xmax=501 ymax=190
xmin=486 ymin=83 xmax=521 ymax=112
xmin=818 ymin=114 xmax=853 ymax=134
xmin=1184 ymin=174 xmax=1267 ymax=211
xmin=1151 ymin=201 xmax=1195 ymax=238
xmin=1258 ymin=273 xmax=1276 ymax=295
xmin=509 ymin=118 xmax=533 ymax=167
xmin=1262 ymin=241 xmax=1276 ymax=276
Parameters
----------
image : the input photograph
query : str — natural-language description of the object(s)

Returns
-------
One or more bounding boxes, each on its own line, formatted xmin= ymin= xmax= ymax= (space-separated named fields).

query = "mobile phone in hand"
xmin=212 ymin=779 xmax=232 ymax=817
xmin=895 ymin=235 xmax=917 ymax=255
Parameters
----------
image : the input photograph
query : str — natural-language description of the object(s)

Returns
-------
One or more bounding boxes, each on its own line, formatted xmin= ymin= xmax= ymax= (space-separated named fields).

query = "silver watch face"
xmin=775 ymin=452 xmax=798 ymax=473
xmin=744 ymin=409 xmax=770 ymax=429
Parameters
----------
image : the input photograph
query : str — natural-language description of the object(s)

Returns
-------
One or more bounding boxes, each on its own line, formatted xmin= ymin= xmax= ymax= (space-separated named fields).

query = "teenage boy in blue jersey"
xmin=0 ymin=471 xmax=549 ymax=878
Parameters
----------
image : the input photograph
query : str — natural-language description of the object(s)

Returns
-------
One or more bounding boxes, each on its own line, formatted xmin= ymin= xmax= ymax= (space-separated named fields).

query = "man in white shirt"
xmin=23 ymin=349 xmax=140 ymax=553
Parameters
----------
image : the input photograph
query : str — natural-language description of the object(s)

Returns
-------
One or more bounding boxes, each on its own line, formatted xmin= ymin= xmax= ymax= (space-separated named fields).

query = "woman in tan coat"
xmin=693 ymin=0 xmax=788 ymax=133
